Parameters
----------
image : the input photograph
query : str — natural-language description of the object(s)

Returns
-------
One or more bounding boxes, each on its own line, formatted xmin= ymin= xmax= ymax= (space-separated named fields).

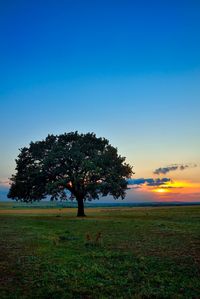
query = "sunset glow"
xmin=153 ymin=188 xmax=169 ymax=193
xmin=130 ymin=179 xmax=200 ymax=202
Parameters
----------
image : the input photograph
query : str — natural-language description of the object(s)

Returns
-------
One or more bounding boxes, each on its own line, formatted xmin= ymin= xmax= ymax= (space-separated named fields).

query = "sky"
xmin=0 ymin=0 xmax=200 ymax=202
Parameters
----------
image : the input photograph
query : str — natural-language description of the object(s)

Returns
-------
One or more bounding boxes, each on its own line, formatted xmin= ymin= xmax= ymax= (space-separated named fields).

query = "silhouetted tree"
xmin=8 ymin=132 xmax=133 ymax=216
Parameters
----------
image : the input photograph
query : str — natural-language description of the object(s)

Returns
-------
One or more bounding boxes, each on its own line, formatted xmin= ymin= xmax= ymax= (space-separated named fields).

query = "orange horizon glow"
xmin=145 ymin=180 xmax=200 ymax=196
xmin=153 ymin=188 xmax=169 ymax=193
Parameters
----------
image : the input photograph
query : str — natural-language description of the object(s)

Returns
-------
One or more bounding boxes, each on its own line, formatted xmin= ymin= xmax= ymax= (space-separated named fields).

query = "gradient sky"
xmin=0 ymin=0 xmax=200 ymax=202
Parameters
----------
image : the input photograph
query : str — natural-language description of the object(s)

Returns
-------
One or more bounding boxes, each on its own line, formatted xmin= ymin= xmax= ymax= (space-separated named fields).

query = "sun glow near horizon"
xmin=151 ymin=181 xmax=200 ymax=195
xmin=153 ymin=188 xmax=169 ymax=193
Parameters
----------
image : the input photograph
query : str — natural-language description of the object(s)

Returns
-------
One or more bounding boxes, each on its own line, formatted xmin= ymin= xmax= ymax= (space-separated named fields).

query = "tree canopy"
xmin=8 ymin=132 xmax=133 ymax=216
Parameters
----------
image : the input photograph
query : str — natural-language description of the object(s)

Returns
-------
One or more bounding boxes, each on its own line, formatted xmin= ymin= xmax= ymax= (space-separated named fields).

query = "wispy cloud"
xmin=0 ymin=180 xmax=10 ymax=187
xmin=153 ymin=164 xmax=197 ymax=175
xmin=127 ymin=178 xmax=171 ymax=187
xmin=158 ymin=185 xmax=183 ymax=189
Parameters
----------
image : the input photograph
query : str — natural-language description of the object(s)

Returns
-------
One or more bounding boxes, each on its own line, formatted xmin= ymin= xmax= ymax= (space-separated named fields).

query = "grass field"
xmin=0 ymin=203 xmax=200 ymax=298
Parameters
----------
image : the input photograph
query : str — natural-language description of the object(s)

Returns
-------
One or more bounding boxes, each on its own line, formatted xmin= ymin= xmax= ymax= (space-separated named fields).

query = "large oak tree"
xmin=8 ymin=132 xmax=133 ymax=216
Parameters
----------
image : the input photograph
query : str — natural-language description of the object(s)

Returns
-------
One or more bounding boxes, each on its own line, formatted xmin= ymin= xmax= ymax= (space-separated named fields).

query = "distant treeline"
xmin=4 ymin=201 xmax=200 ymax=209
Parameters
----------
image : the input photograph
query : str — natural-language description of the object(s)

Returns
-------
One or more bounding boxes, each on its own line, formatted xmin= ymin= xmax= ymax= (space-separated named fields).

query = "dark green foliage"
xmin=8 ymin=132 xmax=133 ymax=216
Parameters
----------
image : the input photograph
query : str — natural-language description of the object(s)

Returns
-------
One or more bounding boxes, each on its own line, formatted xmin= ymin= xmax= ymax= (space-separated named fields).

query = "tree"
xmin=8 ymin=132 xmax=133 ymax=216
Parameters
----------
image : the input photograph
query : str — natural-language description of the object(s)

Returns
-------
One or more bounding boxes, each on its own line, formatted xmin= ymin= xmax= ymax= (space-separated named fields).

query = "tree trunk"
xmin=77 ymin=197 xmax=86 ymax=217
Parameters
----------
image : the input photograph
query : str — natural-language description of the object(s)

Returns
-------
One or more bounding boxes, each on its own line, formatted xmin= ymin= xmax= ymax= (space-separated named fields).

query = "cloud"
xmin=159 ymin=185 xmax=183 ymax=189
xmin=153 ymin=164 xmax=197 ymax=175
xmin=0 ymin=180 xmax=10 ymax=186
xmin=127 ymin=178 xmax=171 ymax=187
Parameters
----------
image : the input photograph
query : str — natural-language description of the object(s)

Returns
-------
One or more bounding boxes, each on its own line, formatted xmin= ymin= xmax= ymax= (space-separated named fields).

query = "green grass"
xmin=0 ymin=204 xmax=200 ymax=298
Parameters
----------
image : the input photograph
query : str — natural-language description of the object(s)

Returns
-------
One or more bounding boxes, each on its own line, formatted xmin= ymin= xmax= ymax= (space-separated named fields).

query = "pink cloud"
xmin=0 ymin=179 xmax=10 ymax=187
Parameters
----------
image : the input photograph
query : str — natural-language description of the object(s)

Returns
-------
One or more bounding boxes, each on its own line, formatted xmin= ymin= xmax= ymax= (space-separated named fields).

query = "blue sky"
xmin=0 ymin=0 xmax=200 ymax=201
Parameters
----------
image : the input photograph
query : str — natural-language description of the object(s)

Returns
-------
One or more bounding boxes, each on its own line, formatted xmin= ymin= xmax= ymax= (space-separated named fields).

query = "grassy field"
xmin=0 ymin=203 xmax=200 ymax=298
